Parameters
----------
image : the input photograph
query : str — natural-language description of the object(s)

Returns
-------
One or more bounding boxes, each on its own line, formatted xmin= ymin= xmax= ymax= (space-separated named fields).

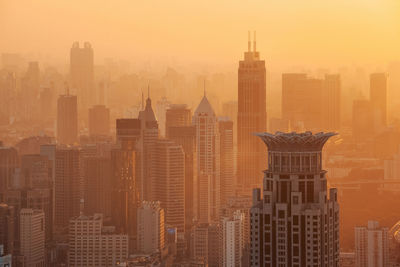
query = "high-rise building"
xmin=110 ymin=148 xmax=137 ymax=251
xmin=167 ymin=125 xmax=197 ymax=231
xmin=155 ymin=97 xmax=171 ymax=137
xmin=89 ymin=105 xmax=110 ymax=137
xmin=20 ymin=208 xmax=45 ymax=267
xmin=218 ymin=118 xmax=235 ymax=206
xmin=21 ymin=62 xmax=40 ymax=120
xmin=138 ymin=95 xmax=159 ymax=201
xmin=221 ymin=210 xmax=245 ymax=267
xmin=237 ymin=32 xmax=267 ymax=195
xmin=355 ymin=221 xmax=389 ymax=267
xmin=151 ymin=139 xmax=185 ymax=233
xmin=250 ymin=132 xmax=340 ymax=267
xmin=83 ymin=156 xmax=112 ymax=217
xmin=68 ymin=213 xmax=128 ymax=267
xmin=116 ymin=118 xmax=141 ymax=151
xmin=54 ymin=147 xmax=80 ymax=230
xmin=190 ymin=223 xmax=220 ymax=266
xmin=323 ymin=74 xmax=341 ymax=131
xmin=0 ymin=145 xmax=18 ymax=194
xmin=70 ymin=42 xmax=94 ymax=112
xmin=137 ymin=201 xmax=165 ymax=254
xmin=0 ymin=204 xmax=14 ymax=256
xmin=193 ymin=94 xmax=219 ymax=223
xmin=20 ymin=154 xmax=50 ymax=188
xmin=165 ymin=104 xmax=192 ymax=138
xmin=57 ymin=94 xmax=78 ymax=145
xmin=370 ymin=73 xmax=387 ymax=132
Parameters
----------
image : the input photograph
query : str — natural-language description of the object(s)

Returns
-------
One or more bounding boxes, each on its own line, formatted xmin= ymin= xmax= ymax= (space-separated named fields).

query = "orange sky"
xmin=0 ymin=0 xmax=399 ymax=70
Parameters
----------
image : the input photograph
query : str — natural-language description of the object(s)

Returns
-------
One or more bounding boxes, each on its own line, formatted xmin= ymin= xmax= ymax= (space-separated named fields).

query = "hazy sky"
xmin=1 ymin=0 xmax=399 ymax=70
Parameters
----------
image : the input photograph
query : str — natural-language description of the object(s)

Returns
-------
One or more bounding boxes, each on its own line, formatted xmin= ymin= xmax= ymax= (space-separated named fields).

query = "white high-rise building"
xmin=192 ymin=94 xmax=220 ymax=223
xmin=137 ymin=201 xmax=165 ymax=254
xmin=222 ymin=210 xmax=245 ymax=267
xmin=20 ymin=208 xmax=45 ymax=267
xmin=68 ymin=213 xmax=128 ymax=267
xmin=355 ymin=221 xmax=389 ymax=267
xmin=250 ymin=132 xmax=340 ymax=267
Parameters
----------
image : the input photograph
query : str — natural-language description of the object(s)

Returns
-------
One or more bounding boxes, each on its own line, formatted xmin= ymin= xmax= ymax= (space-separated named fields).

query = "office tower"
xmin=191 ymin=223 xmax=220 ymax=266
xmin=40 ymin=144 xmax=56 ymax=229
xmin=0 ymin=204 xmax=14 ymax=255
xmin=0 ymin=244 xmax=12 ymax=266
xmin=137 ymin=201 xmax=165 ymax=254
xmin=21 ymin=62 xmax=40 ymax=120
xmin=218 ymin=118 xmax=235 ymax=206
xmin=221 ymin=210 xmax=245 ymax=267
xmin=168 ymin=126 xmax=197 ymax=230
xmin=68 ymin=213 xmax=128 ymax=267
xmin=138 ymin=94 xmax=159 ymax=201
xmin=193 ymin=94 xmax=220 ymax=223
xmin=250 ymin=132 xmax=340 ymax=267
xmin=370 ymin=73 xmax=387 ymax=131
xmin=151 ymin=139 xmax=185 ymax=233
xmin=355 ymin=221 xmax=389 ymax=267
xmin=282 ymin=73 xmax=324 ymax=131
xmin=155 ymin=97 xmax=171 ymax=137
xmin=352 ymin=99 xmax=373 ymax=141
xmin=57 ymin=93 xmax=78 ymax=145
xmin=88 ymin=105 xmax=110 ymax=137
xmin=54 ymin=147 xmax=80 ymax=230
xmin=0 ymin=146 xmax=18 ymax=193
xmin=116 ymin=118 xmax=141 ymax=150
xmin=0 ymin=72 xmax=17 ymax=125
xmin=165 ymin=104 xmax=192 ymax=138
xmin=237 ymin=32 xmax=267 ymax=195
xmin=83 ymin=156 xmax=112 ymax=217
xmin=70 ymin=42 xmax=94 ymax=112
xmin=110 ymin=148 xmax=137 ymax=250
xmin=20 ymin=208 xmax=45 ymax=267
xmin=323 ymin=74 xmax=341 ymax=131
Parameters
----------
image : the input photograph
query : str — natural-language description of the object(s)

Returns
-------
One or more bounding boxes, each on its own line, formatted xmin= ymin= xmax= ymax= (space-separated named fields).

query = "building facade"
xmin=250 ymin=132 xmax=340 ymax=267
xmin=57 ymin=94 xmax=78 ymax=145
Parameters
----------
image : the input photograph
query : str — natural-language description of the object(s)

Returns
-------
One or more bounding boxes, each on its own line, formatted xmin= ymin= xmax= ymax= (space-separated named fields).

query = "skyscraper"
xmin=370 ymin=73 xmax=387 ymax=132
xmin=70 ymin=42 xmax=94 ymax=112
xmin=57 ymin=93 xmax=78 ymax=145
xmin=250 ymin=132 xmax=339 ymax=266
xmin=88 ymin=105 xmax=110 ymax=137
xmin=137 ymin=201 xmax=165 ymax=254
xmin=221 ymin=210 xmax=245 ymax=267
xmin=151 ymin=139 xmax=185 ymax=233
xmin=138 ymin=94 xmax=159 ymax=201
xmin=20 ymin=208 xmax=45 ymax=267
xmin=355 ymin=221 xmax=389 ymax=267
xmin=237 ymin=32 xmax=267 ymax=195
xmin=0 ymin=204 xmax=14 ymax=256
xmin=68 ymin=213 xmax=129 ymax=267
xmin=116 ymin=118 xmax=141 ymax=151
xmin=0 ymin=145 xmax=18 ymax=193
xmin=218 ymin=117 xmax=235 ymax=206
xmin=193 ymin=94 xmax=219 ymax=223
xmin=165 ymin=104 xmax=192 ymax=138
xmin=54 ymin=147 xmax=81 ymax=230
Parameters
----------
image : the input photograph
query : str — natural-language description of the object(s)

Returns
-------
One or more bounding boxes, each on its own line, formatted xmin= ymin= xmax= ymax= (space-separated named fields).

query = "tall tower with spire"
xmin=138 ymin=90 xmax=159 ymax=201
xmin=237 ymin=31 xmax=267 ymax=195
xmin=192 ymin=94 xmax=220 ymax=223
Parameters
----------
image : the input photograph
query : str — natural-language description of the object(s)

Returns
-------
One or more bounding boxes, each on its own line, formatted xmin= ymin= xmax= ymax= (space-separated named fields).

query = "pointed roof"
xmin=194 ymin=95 xmax=215 ymax=116
xmin=139 ymin=96 xmax=157 ymax=122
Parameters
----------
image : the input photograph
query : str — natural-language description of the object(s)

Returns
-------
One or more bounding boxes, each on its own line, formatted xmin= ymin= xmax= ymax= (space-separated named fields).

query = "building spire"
xmin=147 ymin=84 xmax=150 ymax=99
xmin=203 ymin=79 xmax=206 ymax=97
xmin=253 ymin=30 xmax=256 ymax=52
xmin=141 ymin=90 xmax=144 ymax=110
xmin=248 ymin=31 xmax=251 ymax=52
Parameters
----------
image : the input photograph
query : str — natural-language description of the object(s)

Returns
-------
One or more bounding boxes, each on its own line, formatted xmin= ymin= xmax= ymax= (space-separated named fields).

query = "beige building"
xmin=137 ymin=201 xmax=165 ymax=254
xmin=68 ymin=213 xmax=128 ymax=267
xmin=20 ymin=208 xmax=45 ymax=267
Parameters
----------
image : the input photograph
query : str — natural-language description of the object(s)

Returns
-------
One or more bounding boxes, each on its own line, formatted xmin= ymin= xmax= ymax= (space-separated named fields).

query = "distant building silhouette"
xmin=57 ymin=94 xmax=78 ymax=145
xmin=0 ymin=203 xmax=15 ymax=256
xmin=89 ymin=105 xmax=110 ymax=137
xmin=250 ymin=132 xmax=339 ymax=266
xmin=370 ymin=73 xmax=387 ymax=132
xmin=70 ymin=42 xmax=94 ymax=112
xmin=237 ymin=31 xmax=267 ymax=195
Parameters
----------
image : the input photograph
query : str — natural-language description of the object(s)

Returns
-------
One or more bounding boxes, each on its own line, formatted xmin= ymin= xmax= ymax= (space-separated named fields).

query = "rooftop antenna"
xmin=147 ymin=84 xmax=150 ymax=99
xmin=203 ymin=79 xmax=206 ymax=97
xmin=253 ymin=30 xmax=256 ymax=52
xmin=248 ymin=31 xmax=251 ymax=52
